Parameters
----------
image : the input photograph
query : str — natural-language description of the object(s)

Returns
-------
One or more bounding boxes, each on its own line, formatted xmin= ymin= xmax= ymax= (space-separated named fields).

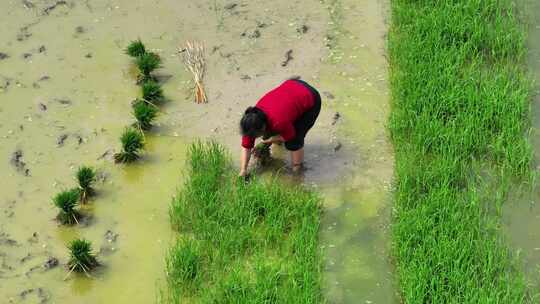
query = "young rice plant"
xmin=162 ymin=142 xmax=322 ymax=303
xmin=125 ymin=39 xmax=146 ymax=58
xmin=141 ymin=80 xmax=164 ymax=103
xmin=76 ymin=166 xmax=96 ymax=204
xmin=67 ymin=238 xmax=99 ymax=277
xmin=132 ymin=99 xmax=158 ymax=131
xmin=114 ymin=127 xmax=145 ymax=163
xmin=53 ymin=188 xmax=81 ymax=225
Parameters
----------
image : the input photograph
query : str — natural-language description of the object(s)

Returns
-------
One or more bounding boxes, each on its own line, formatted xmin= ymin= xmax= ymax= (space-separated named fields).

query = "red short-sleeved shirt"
xmin=241 ymin=80 xmax=314 ymax=149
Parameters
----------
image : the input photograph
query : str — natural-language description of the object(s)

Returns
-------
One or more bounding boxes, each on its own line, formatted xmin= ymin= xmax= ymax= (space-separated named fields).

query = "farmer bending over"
xmin=239 ymin=78 xmax=321 ymax=176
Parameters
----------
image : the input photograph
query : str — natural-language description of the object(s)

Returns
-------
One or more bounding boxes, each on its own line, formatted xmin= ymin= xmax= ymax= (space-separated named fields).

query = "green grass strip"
xmin=389 ymin=0 xmax=533 ymax=302
xmin=162 ymin=141 xmax=323 ymax=303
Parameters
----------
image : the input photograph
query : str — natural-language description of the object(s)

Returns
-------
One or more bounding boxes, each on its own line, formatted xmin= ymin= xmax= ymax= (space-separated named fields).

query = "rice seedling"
xmin=141 ymin=80 xmax=164 ymax=103
xmin=179 ymin=41 xmax=207 ymax=103
xmin=125 ymin=39 xmax=146 ymax=58
xmin=76 ymin=166 xmax=96 ymax=204
xmin=53 ymin=188 xmax=81 ymax=225
xmin=389 ymin=0 xmax=532 ymax=302
xmin=136 ymin=52 xmax=161 ymax=82
xmin=132 ymin=99 xmax=158 ymax=131
xmin=162 ymin=141 xmax=322 ymax=303
xmin=114 ymin=127 xmax=145 ymax=163
xmin=66 ymin=238 xmax=99 ymax=278
xmin=252 ymin=142 xmax=271 ymax=166
xmin=165 ymin=239 xmax=201 ymax=298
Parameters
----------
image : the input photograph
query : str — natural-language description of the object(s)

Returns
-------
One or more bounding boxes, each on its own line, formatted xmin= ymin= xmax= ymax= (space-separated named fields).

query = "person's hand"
xmin=261 ymin=138 xmax=273 ymax=145
xmin=239 ymin=169 xmax=247 ymax=177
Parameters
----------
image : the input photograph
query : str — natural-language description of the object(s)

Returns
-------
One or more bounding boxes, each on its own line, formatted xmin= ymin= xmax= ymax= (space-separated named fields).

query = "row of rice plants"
xmin=52 ymin=39 xmax=169 ymax=279
xmin=388 ymin=0 xmax=534 ymax=302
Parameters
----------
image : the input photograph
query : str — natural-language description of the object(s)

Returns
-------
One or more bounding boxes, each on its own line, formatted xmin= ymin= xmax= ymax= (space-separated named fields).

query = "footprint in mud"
xmin=100 ymin=230 xmax=119 ymax=256
xmin=10 ymin=149 xmax=30 ymax=176
xmin=19 ymin=287 xmax=49 ymax=303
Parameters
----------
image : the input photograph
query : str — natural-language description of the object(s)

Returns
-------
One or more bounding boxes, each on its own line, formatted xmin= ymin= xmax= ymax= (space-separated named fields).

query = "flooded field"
xmin=0 ymin=0 xmax=393 ymax=303
xmin=504 ymin=0 xmax=540 ymax=295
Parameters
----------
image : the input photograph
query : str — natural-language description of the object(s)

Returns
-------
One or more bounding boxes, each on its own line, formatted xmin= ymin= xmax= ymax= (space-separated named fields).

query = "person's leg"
xmin=284 ymin=81 xmax=321 ymax=171
xmin=291 ymin=148 xmax=304 ymax=172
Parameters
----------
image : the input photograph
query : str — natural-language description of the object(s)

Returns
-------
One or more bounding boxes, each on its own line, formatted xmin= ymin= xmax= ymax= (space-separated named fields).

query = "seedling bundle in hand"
xmin=252 ymin=142 xmax=272 ymax=166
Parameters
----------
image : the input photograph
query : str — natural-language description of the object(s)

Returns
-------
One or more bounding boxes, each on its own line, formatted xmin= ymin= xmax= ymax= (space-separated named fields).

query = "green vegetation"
xmin=136 ymin=52 xmax=161 ymax=81
xmin=125 ymin=39 xmax=146 ymax=58
xmin=142 ymin=80 xmax=164 ymax=103
xmin=162 ymin=142 xmax=322 ymax=303
xmin=53 ymin=189 xmax=81 ymax=225
xmin=132 ymin=99 xmax=158 ymax=130
xmin=166 ymin=239 xmax=202 ymax=294
xmin=76 ymin=166 xmax=96 ymax=203
xmin=114 ymin=127 xmax=145 ymax=163
xmin=389 ymin=0 xmax=532 ymax=302
xmin=67 ymin=239 xmax=99 ymax=275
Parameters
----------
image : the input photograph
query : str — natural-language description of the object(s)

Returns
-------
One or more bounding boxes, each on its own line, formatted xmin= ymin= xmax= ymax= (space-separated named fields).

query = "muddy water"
xmin=316 ymin=1 xmax=396 ymax=303
xmin=503 ymin=0 xmax=540 ymax=294
xmin=0 ymin=0 xmax=393 ymax=303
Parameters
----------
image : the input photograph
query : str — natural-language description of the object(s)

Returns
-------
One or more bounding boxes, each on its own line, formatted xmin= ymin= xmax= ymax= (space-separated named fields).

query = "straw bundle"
xmin=179 ymin=41 xmax=207 ymax=103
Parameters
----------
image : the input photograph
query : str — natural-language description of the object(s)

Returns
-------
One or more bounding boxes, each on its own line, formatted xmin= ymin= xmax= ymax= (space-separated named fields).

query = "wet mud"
xmin=0 ymin=0 xmax=393 ymax=302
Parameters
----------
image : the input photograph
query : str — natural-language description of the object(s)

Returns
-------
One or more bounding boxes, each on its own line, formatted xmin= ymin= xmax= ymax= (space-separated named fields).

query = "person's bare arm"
xmin=262 ymin=135 xmax=284 ymax=144
xmin=239 ymin=147 xmax=252 ymax=176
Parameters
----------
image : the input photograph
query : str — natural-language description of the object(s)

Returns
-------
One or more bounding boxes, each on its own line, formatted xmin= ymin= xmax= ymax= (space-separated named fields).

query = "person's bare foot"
xmin=292 ymin=162 xmax=304 ymax=173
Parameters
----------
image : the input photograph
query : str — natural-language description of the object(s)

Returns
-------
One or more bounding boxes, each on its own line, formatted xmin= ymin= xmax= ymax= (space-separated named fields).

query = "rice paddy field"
xmin=389 ymin=0 xmax=538 ymax=302
xmin=1 ymin=0 xmax=539 ymax=303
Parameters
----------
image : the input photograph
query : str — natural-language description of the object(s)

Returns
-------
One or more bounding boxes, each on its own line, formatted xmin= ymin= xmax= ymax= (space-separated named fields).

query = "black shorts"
xmin=285 ymin=79 xmax=322 ymax=151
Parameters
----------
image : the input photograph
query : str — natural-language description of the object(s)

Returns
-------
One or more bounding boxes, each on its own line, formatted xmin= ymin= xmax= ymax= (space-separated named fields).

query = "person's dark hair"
xmin=240 ymin=106 xmax=267 ymax=137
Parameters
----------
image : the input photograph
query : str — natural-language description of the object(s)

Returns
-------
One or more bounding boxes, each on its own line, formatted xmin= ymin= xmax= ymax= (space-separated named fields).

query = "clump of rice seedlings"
xmin=125 ymin=39 xmax=146 ymax=58
xmin=66 ymin=238 xmax=99 ymax=278
xmin=141 ymin=80 xmax=164 ymax=103
xmin=136 ymin=52 xmax=161 ymax=82
xmin=132 ymin=99 xmax=158 ymax=131
xmin=166 ymin=239 xmax=201 ymax=297
xmin=76 ymin=166 xmax=96 ymax=204
xmin=165 ymin=142 xmax=322 ymax=302
xmin=252 ymin=142 xmax=271 ymax=166
xmin=114 ymin=127 xmax=145 ymax=163
xmin=53 ymin=189 xmax=81 ymax=225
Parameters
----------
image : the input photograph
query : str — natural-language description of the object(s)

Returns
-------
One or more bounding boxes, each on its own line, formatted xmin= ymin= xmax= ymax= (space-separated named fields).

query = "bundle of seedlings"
xmin=125 ymin=39 xmax=162 ymax=83
xmin=179 ymin=41 xmax=207 ymax=103
xmin=53 ymin=188 xmax=81 ymax=225
xmin=132 ymin=98 xmax=158 ymax=131
xmin=125 ymin=39 xmax=146 ymax=58
xmin=66 ymin=238 xmax=99 ymax=279
xmin=114 ymin=127 xmax=145 ymax=163
xmin=76 ymin=166 xmax=96 ymax=204
xmin=141 ymin=80 xmax=164 ymax=104
xmin=135 ymin=52 xmax=161 ymax=83
xmin=252 ymin=142 xmax=271 ymax=166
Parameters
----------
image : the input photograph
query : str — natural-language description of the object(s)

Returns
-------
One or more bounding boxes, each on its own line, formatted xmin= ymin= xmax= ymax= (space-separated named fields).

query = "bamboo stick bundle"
xmin=179 ymin=41 xmax=207 ymax=103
